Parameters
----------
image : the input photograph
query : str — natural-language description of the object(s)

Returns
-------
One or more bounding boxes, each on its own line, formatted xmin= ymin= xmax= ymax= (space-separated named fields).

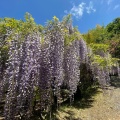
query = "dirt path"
xmin=57 ymin=86 xmax=120 ymax=120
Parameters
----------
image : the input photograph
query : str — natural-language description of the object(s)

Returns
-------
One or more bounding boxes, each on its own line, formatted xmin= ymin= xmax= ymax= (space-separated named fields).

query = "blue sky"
xmin=0 ymin=0 xmax=120 ymax=33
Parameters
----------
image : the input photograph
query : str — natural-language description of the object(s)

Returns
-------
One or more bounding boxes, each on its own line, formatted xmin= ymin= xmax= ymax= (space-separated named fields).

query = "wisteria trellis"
xmin=0 ymin=21 xmax=120 ymax=120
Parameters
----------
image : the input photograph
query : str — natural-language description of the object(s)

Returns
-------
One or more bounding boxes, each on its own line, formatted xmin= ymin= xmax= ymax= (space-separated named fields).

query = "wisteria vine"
xmin=0 ymin=20 xmax=120 ymax=120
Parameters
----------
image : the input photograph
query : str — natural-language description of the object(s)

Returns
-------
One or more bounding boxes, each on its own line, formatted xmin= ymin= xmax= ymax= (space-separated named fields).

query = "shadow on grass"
xmin=61 ymin=85 xmax=101 ymax=110
xmin=74 ymin=86 xmax=101 ymax=109
xmin=110 ymin=76 xmax=120 ymax=88
xmin=54 ymin=86 xmax=101 ymax=120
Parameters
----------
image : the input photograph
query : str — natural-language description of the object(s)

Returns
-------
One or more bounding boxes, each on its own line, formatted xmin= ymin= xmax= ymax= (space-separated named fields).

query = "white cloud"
xmin=107 ymin=0 xmax=113 ymax=5
xmin=66 ymin=1 xmax=96 ymax=19
xmin=86 ymin=1 xmax=96 ymax=14
xmin=114 ymin=4 xmax=120 ymax=10
xmin=70 ymin=2 xmax=86 ymax=18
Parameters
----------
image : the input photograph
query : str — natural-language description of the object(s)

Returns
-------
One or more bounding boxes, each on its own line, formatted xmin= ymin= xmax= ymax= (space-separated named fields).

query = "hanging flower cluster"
xmin=48 ymin=30 xmax=64 ymax=103
xmin=3 ymin=33 xmax=41 ymax=119
xmin=89 ymin=50 xmax=120 ymax=87
xmin=64 ymin=40 xmax=80 ymax=101
xmin=38 ymin=38 xmax=52 ymax=111
xmin=79 ymin=39 xmax=88 ymax=64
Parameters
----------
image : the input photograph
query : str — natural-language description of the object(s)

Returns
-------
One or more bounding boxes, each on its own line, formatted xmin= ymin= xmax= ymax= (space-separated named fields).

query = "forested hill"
xmin=0 ymin=13 xmax=120 ymax=120
xmin=83 ymin=17 xmax=120 ymax=59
